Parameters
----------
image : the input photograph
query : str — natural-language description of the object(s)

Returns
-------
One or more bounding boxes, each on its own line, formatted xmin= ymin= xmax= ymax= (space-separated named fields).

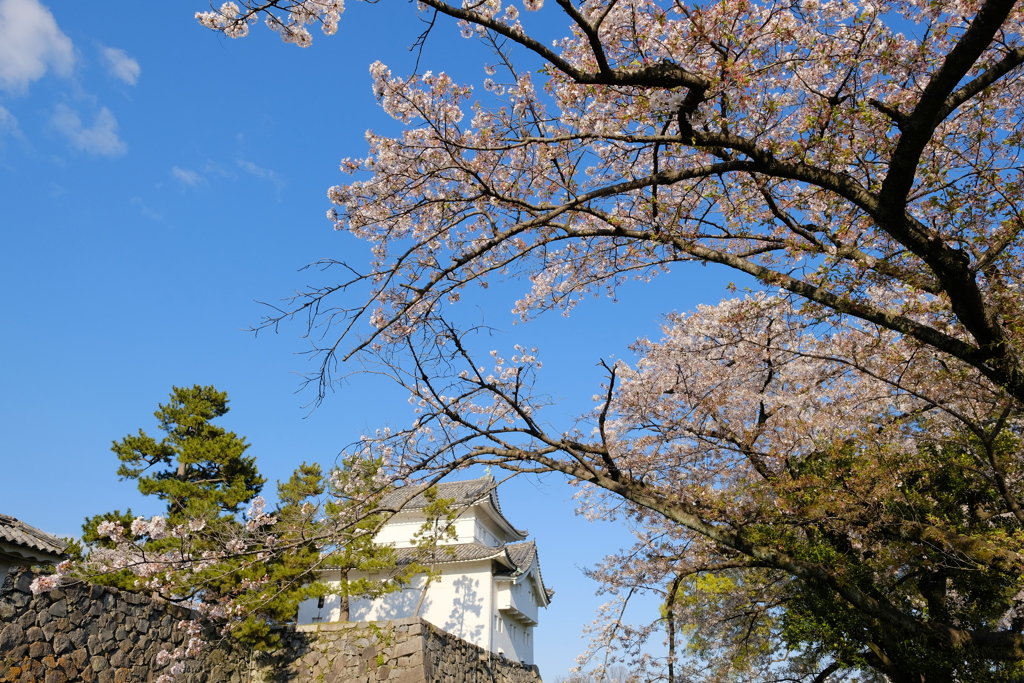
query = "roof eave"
xmin=475 ymin=493 xmax=528 ymax=542
xmin=0 ymin=541 xmax=66 ymax=567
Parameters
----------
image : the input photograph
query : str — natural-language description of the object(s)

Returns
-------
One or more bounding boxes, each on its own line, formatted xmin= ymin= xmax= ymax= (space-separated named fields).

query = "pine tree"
xmin=204 ymin=462 xmax=329 ymax=648
xmin=81 ymin=385 xmax=264 ymax=587
xmin=77 ymin=391 xmax=413 ymax=649
xmin=112 ymin=384 xmax=264 ymax=523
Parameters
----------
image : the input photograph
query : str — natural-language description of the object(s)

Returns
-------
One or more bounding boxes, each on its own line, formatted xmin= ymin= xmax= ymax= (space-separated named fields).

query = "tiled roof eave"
xmin=388 ymin=542 xmax=518 ymax=568
xmin=505 ymin=541 xmax=552 ymax=607
xmin=482 ymin=491 xmax=529 ymax=541
xmin=0 ymin=514 xmax=67 ymax=559
xmin=378 ymin=477 xmax=528 ymax=541
xmin=0 ymin=541 xmax=66 ymax=566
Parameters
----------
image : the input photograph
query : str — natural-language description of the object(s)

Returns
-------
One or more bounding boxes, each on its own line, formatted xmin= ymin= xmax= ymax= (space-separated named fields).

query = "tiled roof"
xmin=497 ymin=540 xmax=553 ymax=603
xmin=380 ymin=476 xmax=497 ymax=511
xmin=380 ymin=476 xmax=528 ymax=540
xmin=396 ymin=539 xmax=553 ymax=602
xmin=0 ymin=513 xmax=68 ymax=560
xmin=368 ymin=477 xmax=553 ymax=603
xmin=505 ymin=540 xmax=536 ymax=571
xmin=392 ymin=542 xmax=512 ymax=566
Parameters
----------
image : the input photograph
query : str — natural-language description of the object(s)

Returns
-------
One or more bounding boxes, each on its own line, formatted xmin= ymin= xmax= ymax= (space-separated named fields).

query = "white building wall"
xmin=295 ymin=562 xmax=540 ymax=664
xmin=296 ymin=568 xmax=345 ymax=625
xmin=372 ymin=509 xmax=506 ymax=548
xmin=490 ymin=572 xmax=538 ymax=664
xmin=373 ymin=518 xmax=427 ymax=548
xmin=490 ymin=608 xmax=534 ymax=663
xmin=295 ymin=489 xmax=545 ymax=666
xmin=300 ymin=561 xmax=497 ymax=653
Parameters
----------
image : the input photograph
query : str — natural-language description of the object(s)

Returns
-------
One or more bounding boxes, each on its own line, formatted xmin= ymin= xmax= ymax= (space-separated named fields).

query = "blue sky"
xmin=0 ymin=0 xmax=743 ymax=675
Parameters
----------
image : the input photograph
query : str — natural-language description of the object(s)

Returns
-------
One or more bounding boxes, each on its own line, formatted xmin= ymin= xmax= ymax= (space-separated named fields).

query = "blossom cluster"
xmin=191 ymin=0 xmax=1024 ymax=677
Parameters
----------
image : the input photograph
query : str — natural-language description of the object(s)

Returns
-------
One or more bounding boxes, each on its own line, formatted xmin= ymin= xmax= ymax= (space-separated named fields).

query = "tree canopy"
xmin=68 ymin=386 xmax=439 ymax=652
xmin=74 ymin=387 xmax=319 ymax=647
xmin=191 ymin=0 xmax=1024 ymax=680
xmin=78 ymin=385 xmax=265 ymax=589
xmin=111 ymin=384 xmax=264 ymax=521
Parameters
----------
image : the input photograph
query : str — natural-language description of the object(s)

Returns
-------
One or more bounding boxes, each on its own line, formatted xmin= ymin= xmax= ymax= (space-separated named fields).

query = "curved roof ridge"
xmin=505 ymin=539 xmax=536 ymax=573
xmin=479 ymin=478 xmax=528 ymax=540
xmin=0 ymin=513 xmax=68 ymax=558
xmin=380 ymin=476 xmax=493 ymax=510
xmin=390 ymin=541 xmax=514 ymax=567
xmin=380 ymin=476 xmax=528 ymax=540
xmin=502 ymin=539 xmax=553 ymax=604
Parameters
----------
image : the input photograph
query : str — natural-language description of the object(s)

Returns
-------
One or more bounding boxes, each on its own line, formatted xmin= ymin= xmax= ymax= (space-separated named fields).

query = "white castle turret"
xmin=297 ymin=477 xmax=553 ymax=665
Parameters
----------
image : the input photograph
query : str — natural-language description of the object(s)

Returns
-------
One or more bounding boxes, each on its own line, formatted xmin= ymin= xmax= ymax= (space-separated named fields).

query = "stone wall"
xmin=0 ymin=570 xmax=252 ymax=683
xmin=1 ymin=572 xmax=543 ymax=683
xmin=269 ymin=619 xmax=542 ymax=683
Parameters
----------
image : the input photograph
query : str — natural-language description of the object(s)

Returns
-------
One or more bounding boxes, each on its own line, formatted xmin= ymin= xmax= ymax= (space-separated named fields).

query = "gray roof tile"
xmin=392 ymin=542 xmax=510 ymax=565
xmin=369 ymin=478 xmax=552 ymax=602
xmin=393 ymin=539 xmax=553 ymax=602
xmin=380 ymin=476 xmax=496 ymax=510
xmin=0 ymin=514 xmax=68 ymax=558
xmin=380 ymin=476 xmax=527 ymax=539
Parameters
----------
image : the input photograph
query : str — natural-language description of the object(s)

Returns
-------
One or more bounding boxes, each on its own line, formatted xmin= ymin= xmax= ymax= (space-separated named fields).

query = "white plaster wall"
xmin=300 ymin=561 xmax=496 ymax=653
xmin=296 ymin=560 xmax=543 ymax=665
xmin=293 ymin=494 xmax=543 ymax=666
xmin=374 ymin=508 xmax=501 ymax=548
xmin=490 ymin=609 xmax=534 ymax=664
xmin=466 ymin=508 xmax=511 ymax=545
xmin=496 ymin=575 xmax=540 ymax=626
xmin=374 ymin=518 xmax=427 ymax=548
xmin=296 ymin=568 xmax=346 ymax=624
xmin=452 ymin=509 xmax=502 ymax=546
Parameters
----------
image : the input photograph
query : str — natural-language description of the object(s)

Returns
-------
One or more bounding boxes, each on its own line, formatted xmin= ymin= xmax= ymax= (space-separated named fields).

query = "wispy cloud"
xmin=0 ymin=104 xmax=22 ymax=138
xmin=130 ymin=196 xmax=163 ymax=221
xmin=201 ymin=160 xmax=233 ymax=179
xmin=238 ymin=159 xmax=284 ymax=191
xmin=171 ymin=165 xmax=203 ymax=187
xmin=50 ymin=104 xmax=127 ymax=156
xmin=170 ymin=160 xmax=283 ymax=191
xmin=0 ymin=0 xmax=74 ymax=93
xmin=100 ymin=46 xmax=140 ymax=86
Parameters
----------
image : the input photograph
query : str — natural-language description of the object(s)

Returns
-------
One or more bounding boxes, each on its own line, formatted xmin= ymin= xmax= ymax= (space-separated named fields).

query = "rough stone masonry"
xmin=1 ymin=571 xmax=544 ymax=683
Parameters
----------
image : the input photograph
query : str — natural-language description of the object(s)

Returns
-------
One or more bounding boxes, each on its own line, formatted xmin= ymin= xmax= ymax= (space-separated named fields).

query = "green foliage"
xmin=77 ymin=510 xmax=138 ymax=588
xmin=406 ymin=487 xmax=458 ymax=618
xmin=798 ymin=452 xmax=1022 ymax=680
xmin=81 ymin=509 xmax=135 ymax=549
xmin=74 ymin=387 xmax=319 ymax=649
xmin=73 ymin=387 xmax=462 ymax=651
xmin=410 ymin=486 xmax=459 ymax=557
xmin=308 ymin=459 xmax=439 ymax=613
xmin=211 ymin=457 xmax=424 ymax=649
xmin=659 ymin=433 xmax=1024 ymax=682
xmin=195 ymin=462 xmax=329 ymax=649
xmin=79 ymin=386 xmax=265 ymax=592
xmin=112 ymin=384 xmax=264 ymax=520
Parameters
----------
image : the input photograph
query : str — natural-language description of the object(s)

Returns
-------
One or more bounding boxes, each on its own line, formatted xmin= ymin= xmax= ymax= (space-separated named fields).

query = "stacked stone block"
xmin=2 ymin=571 xmax=543 ymax=683
xmin=268 ymin=619 xmax=541 ymax=683
xmin=0 ymin=571 xmax=249 ymax=683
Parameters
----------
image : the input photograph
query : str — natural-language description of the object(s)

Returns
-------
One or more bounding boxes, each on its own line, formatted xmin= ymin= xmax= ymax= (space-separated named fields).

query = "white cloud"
xmin=130 ymin=197 xmax=163 ymax=221
xmin=50 ymin=104 xmax=127 ymax=156
xmin=0 ymin=104 xmax=21 ymax=137
xmin=100 ymin=46 xmax=140 ymax=86
xmin=0 ymin=0 xmax=74 ymax=92
xmin=201 ymin=160 xmax=232 ymax=178
xmin=238 ymin=159 xmax=284 ymax=189
xmin=171 ymin=166 xmax=203 ymax=187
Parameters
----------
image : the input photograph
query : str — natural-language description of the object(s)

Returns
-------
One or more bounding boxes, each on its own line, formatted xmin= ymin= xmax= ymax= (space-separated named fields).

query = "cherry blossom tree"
xmin=190 ymin=0 xmax=1024 ymax=680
